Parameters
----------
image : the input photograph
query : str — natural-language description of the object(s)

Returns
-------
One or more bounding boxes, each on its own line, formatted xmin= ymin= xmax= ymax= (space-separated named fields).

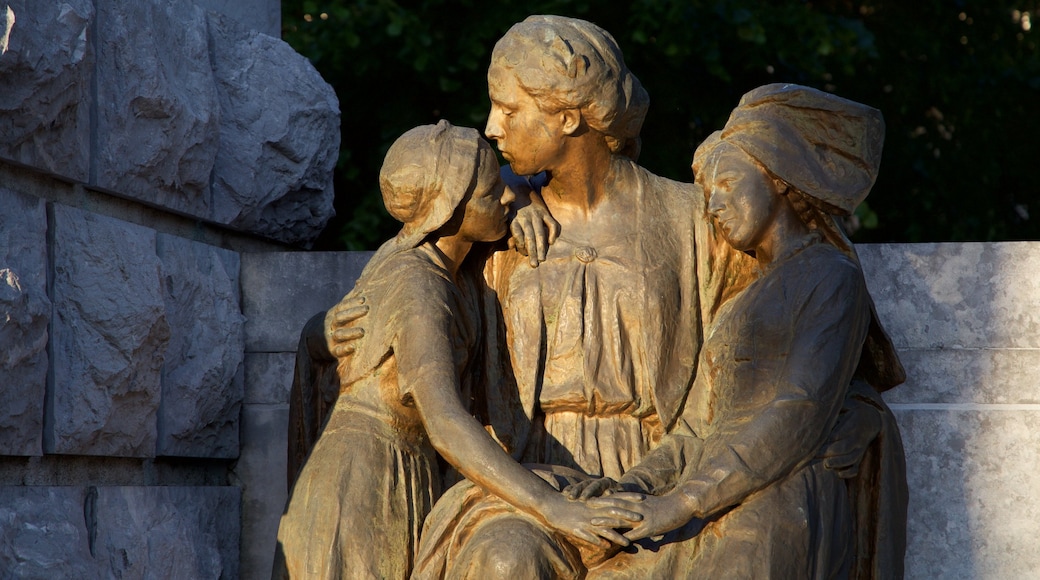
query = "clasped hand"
xmin=560 ymin=478 xmax=699 ymax=543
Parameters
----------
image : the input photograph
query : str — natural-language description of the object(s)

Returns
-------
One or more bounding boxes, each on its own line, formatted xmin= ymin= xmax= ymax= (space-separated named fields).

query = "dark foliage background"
xmin=281 ymin=0 xmax=1040 ymax=250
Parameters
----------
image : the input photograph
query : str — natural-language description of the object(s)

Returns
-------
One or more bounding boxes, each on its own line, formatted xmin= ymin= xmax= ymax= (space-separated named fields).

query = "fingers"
xmin=532 ymin=222 xmax=548 ymax=263
xmin=544 ymin=216 xmax=561 ymax=245
xmin=596 ymin=492 xmax=646 ymax=503
xmin=823 ymin=453 xmax=862 ymax=478
xmin=591 ymin=526 xmax=631 ymax=547
xmin=589 ymin=506 xmax=643 ymax=524
xmin=522 ymin=222 xmax=540 ymax=268
xmin=332 ymin=327 xmax=364 ymax=342
xmin=333 ymin=304 xmax=369 ymax=325
xmin=331 ymin=344 xmax=355 ymax=358
xmin=561 ymin=482 xmax=586 ymax=500
xmin=510 ymin=221 xmax=528 ymax=256
xmin=571 ymin=528 xmax=609 ymax=548
xmin=622 ymin=524 xmax=653 ymax=542
xmin=577 ymin=481 xmax=608 ymax=501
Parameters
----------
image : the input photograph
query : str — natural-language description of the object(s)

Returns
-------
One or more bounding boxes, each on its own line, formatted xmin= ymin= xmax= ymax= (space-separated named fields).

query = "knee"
xmin=450 ymin=519 xmax=569 ymax=580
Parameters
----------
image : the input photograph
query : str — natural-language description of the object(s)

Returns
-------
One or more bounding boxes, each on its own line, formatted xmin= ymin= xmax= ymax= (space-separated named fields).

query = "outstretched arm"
xmin=396 ymin=304 xmax=639 ymax=547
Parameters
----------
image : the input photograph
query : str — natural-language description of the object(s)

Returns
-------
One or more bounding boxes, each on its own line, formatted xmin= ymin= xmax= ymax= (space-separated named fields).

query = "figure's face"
xmin=457 ymin=142 xmax=515 ymax=242
xmin=704 ymin=146 xmax=781 ymax=252
xmin=485 ymin=66 xmax=567 ymax=176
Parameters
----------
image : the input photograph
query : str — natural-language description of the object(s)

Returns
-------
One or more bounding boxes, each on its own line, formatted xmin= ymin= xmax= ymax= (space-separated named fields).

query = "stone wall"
xmin=0 ymin=0 xmax=333 ymax=575
xmin=239 ymin=243 xmax=1040 ymax=579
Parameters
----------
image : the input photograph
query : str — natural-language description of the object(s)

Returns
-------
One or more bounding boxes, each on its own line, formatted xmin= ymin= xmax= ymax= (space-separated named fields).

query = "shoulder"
xmin=784 ymin=244 xmax=867 ymax=305
xmin=362 ymin=249 xmax=456 ymax=323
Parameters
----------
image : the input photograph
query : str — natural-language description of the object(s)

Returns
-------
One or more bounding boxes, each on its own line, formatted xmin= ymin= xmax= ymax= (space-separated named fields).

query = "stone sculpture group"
xmin=274 ymin=14 xmax=908 ymax=579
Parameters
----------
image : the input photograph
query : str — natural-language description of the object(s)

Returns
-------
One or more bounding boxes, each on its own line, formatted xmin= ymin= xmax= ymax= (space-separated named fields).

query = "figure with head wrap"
xmin=566 ymin=84 xmax=908 ymax=579
xmin=274 ymin=121 xmax=642 ymax=579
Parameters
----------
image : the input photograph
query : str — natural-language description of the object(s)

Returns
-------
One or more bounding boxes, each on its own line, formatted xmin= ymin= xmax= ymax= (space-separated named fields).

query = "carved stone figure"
xmin=305 ymin=15 xmax=908 ymax=580
xmin=563 ymin=83 xmax=908 ymax=579
xmin=275 ymin=120 xmax=640 ymax=580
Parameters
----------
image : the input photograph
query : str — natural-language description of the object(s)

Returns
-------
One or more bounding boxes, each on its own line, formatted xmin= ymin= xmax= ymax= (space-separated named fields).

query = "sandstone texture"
xmin=157 ymin=234 xmax=245 ymax=459
xmin=0 ymin=188 xmax=50 ymax=456
xmin=50 ymin=205 xmax=169 ymax=457
xmin=209 ymin=12 xmax=340 ymax=244
xmin=0 ymin=0 xmax=93 ymax=182
xmin=95 ymin=0 xmax=218 ymax=218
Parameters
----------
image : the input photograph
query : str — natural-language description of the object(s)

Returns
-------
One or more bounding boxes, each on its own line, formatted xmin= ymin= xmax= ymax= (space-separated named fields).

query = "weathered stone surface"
xmin=895 ymin=409 xmax=1040 ymax=579
xmin=94 ymin=486 xmax=240 ymax=578
xmin=233 ymin=404 xmax=288 ymax=580
xmin=95 ymin=0 xmax=218 ymax=217
xmin=208 ymin=13 xmax=340 ymax=245
xmin=0 ymin=0 xmax=93 ymax=182
xmin=50 ymin=205 xmax=169 ymax=457
xmin=244 ymin=352 xmax=296 ymax=405
xmin=242 ymin=251 xmax=372 ymax=352
xmin=885 ymin=348 xmax=1040 ymax=405
xmin=859 ymin=242 xmax=1040 ymax=349
xmin=156 ymin=234 xmax=245 ymax=459
xmin=196 ymin=0 xmax=280 ymax=37
xmin=0 ymin=486 xmax=97 ymax=578
xmin=0 ymin=188 xmax=49 ymax=456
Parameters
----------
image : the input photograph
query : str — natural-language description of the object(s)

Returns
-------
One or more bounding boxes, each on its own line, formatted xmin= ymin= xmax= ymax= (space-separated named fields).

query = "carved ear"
xmin=773 ymin=177 xmax=789 ymax=195
xmin=560 ymin=109 xmax=582 ymax=136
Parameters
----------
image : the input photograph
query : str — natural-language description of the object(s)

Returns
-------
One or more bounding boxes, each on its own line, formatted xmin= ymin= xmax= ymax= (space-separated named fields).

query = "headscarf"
xmin=363 ymin=120 xmax=482 ymax=274
xmin=694 ymin=83 xmax=905 ymax=390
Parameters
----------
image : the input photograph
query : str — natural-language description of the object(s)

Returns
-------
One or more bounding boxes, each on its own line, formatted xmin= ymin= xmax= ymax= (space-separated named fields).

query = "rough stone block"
xmin=0 ymin=188 xmax=49 ymax=456
xmin=196 ymin=0 xmax=280 ymax=37
xmin=95 ymin=0 xmax=218 ymax=217
xmin=885 ymin=348 xmax=1040 ymax=405
xmin=859 ymin=243 xmax=1040 ymax=349
xmin=0 ymin=486 xmax=96 ymax=578
xmin=50 ymin=205 xmax=169 ymax=457
xmin=242 ymin=251 xmax=372 ymax=353
xmin=156 ymin=234 xmax=245 ymax=459
xmin=208 ymin=12 xmax=339 ymax=245
xmin=895 ymin=409 xmax=1040 ymax=578
xmin=234 ymin=404 xmax=289 ymax=580
xmin=244 ymin=352 xmax=296 ymax=405
xmin=0 ymin=0 xmax=93 ymax=182
xmin=94 ymin=486 xmax=240 ymax=578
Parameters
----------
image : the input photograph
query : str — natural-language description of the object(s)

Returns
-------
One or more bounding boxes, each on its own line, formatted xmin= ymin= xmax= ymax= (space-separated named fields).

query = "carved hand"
xmin=587 ymin=492 xmax=698 ymax=542
xmin=562 ymin=476 xmax=622 ymax=500
xmin=818 ymin=397 xmax=883 ymax=478
xmin=539 ymin=495 xmax=642 ymax=548
xmin=323 ymin=295 xmax=370 ymax=358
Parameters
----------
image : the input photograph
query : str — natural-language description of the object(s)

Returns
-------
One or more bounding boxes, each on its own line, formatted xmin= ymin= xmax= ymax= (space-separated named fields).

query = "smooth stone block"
xmin=0 ymin=486 xmax=96 ymax=578
xmin=895 ymin=409 xmax=1040 ymax=578
xmin=0 ymin=0 xmax=93 ymax=182
xmin=244 ymin=352 xmax=296 ymax=405
xmin=859 ymin=242 xmax=1040 ymax=349
xmin=156 ymin=234 xmax=245 ymax=459
xmin=242 ymin=251 xmax=372 ymax=353
xmin=208 ymin=12 xmax=339 ymax=245
xmin=234 ymin=404 xmax=289 ymax=580
xmin=50 ymin=205 xmax=169 ymax=457
xmin=94 ymin=486 xmax=240 ymax=578
xmin=0 ymin=188 xmax=49 ymax=456
xmin=885 ymin=348 xmax=1040 ymax=405
xmin=95 ymin=0 xmax=218 ymax=217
